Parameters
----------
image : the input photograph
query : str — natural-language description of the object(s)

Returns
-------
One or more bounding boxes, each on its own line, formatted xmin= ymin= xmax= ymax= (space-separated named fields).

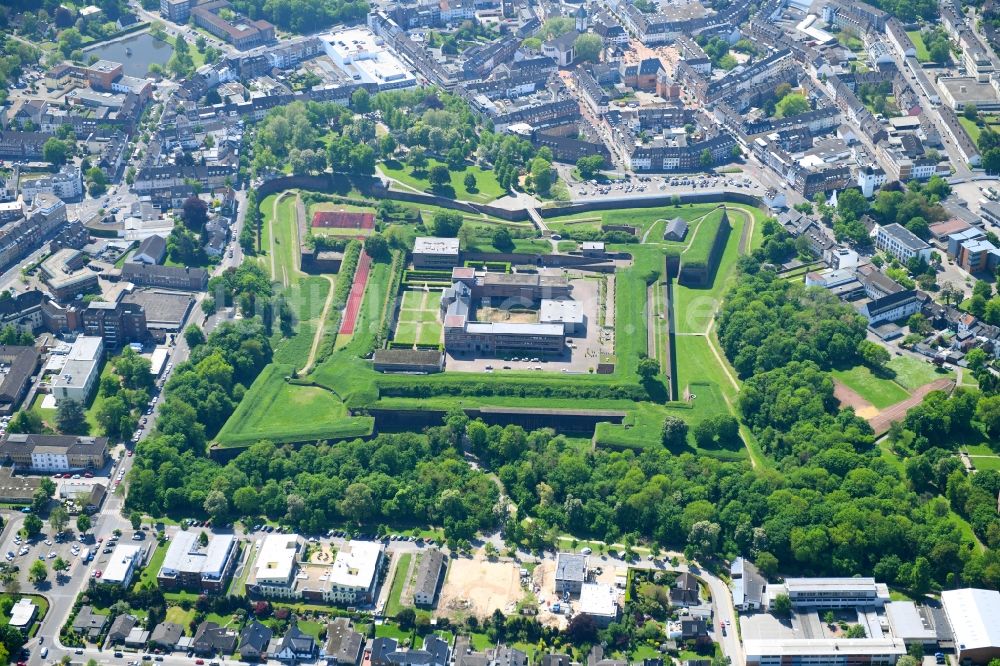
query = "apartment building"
xmin=0 ymin=433 xmax=109 ymax=472
xmin=81 ymin=301 xmax=148 ymax=350
xmin=874 ymin=223 xmax=932 ymax=263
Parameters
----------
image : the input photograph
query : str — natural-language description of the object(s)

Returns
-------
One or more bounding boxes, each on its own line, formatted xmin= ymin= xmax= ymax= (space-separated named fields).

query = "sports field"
xmin=831 ymin=365 xmax=910 ymax=409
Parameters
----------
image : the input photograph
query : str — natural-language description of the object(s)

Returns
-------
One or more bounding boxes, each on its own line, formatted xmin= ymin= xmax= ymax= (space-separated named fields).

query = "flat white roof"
xmin=579 ymin=582 xmax=618 ymax=618
xmin=103 ymin=544 xmax=142 ymax=584
xmin=8 ymin=598 xmax=36 ymax=627
xmin=885 ymin=601 xmax=937 ymax=642
xmin=160 ymin=530 xmax=235 ymax=579
xmin=744 ymin=639 xmax=906 ymax=657
xmin=941 ymin=588 xmax=1000 ymax=652
xmin=68 ymin=336 xmax=104 ymax=362
xmin=149 ymin=347 xmax=169 ymax=376
xmin=414 ymin=237 xmax=460 ymax=255
xmin=329 ymin=540 xmax=383 ymax=589
xmin=540 ymin=299 xmax=584 ymax=324
xmin=255 ymin=534 xmax=300 ymax=584
xmin=319 ymin=27 xmax=416 ymax=87
xmin=464 ymin=322 xmax=565 ymax=335
xmin=784 ymin=577 xmax=878 ymax=592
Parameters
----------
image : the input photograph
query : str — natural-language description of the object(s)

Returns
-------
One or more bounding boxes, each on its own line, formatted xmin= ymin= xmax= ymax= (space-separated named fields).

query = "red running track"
xmin=339 ymin=250 xmax=372 ymax=335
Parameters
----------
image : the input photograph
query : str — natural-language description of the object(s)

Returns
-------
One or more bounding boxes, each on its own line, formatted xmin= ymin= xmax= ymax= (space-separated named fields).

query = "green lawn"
xmin=907 ymin=30 xmax=930 ymax=61
xmin=165 ymin=606 xmax=196 ymax=633
xmin=133 ymin=541 xmax=168 ymax=592
xmin=375 ymin=621 xmax=414 ymax=642
xmin=379 ymin=159 xmax=505 ymax=203
xmin=887 ymin=355 xmax=953 ymax=390
xmin=394 ymin=323 xmax=418 ymax=344
xmin=831 ymin=365 xmax=910 ymax=409
xmin=384 ymin=553 xmax=412 ymax=617
xmin=969 ymin=456 xmax=1000 ymax=471
xmin=83 ymin=361 xmax=113 ymax=436
xmin=215 ymin=363 xmax=372 ymax=447
xmin=959 ymin=116 xmax=982 ymax=146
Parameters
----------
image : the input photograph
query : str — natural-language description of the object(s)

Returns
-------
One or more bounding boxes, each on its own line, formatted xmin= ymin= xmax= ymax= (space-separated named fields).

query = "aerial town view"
xmin=0 ymin=0 xmax=1000 ymax=663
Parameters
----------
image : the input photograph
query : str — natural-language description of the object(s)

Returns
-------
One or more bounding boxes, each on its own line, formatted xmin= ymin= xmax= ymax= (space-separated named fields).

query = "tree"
xmin=699 ymin=149 xmax=713 ymax=169
xmin=929 ymin=40 xmax=950 ymax=63
xmin=637 ymin=356 xmax=659 ymax=380
xmin=408 ymin=148 xmax=428 ymax=170
xmin=858 ymin=340 xmax=891 ymax=370
xmin=576 ymin=155 xmax=604 ymax=180
xmin=531 ymin=157 xmax=553 ymax=195
xmin=43 ymin=138 xmax=68 ymax=165
xmin=975 ymin=395 xmax=1000 ymax=439
xmin=86 ymin=167 xmax=107 ymax=196
xmin=21 ymin=514 xmax=41 ymax=539
xmin=184 ymin=324 xmax=206 ymax=348
xmin=845 ymin=625 xmax=867 ymax=638
xmin=28 ymin=560 xmax=46 ymax=583
xmin=182 ymin=195 xmax=208 ymax=232
xmin=491 ymin=227 xmax=513 ymax=252
xmin=340 ymin=482 xmax=376 ymax=523
xmin=204 ymin=490 xmax=229 ymax=523
xmin=76 ymin=514 xmax=91 ymax=534
xmin=573 ymin=33 xmax=603 ymax=62
xmin=397 ymin=608 xmax=416 ymax=630
xmin=52 ymin=557 xmax=68 ymax=574
xmin=130 ymin=511 xmax=142 ymax=530
xmin=837 ymin=188 xmax=869 ymax=221
xmin=463 ymin=172 xmax=478 ymax=193
xmin=661 ymin=415 xmax=689 ymax=448
xmin=566 ymin=613 xmax=598 ymax=643
xmin=351 ymin=88 xmax=371 ymax=113
xmin=964 ymin=104 xmax=978 ymax=121
xmin=771 ymin=593 xmax=792 ymax=617
xmin=775 ymin=93 xmax=809 ymax=118
xmin=431 ymin=211 xmax=463 ymax=237
xmin=7 ymin=410 xmax=41 ymax=435
xmin=429 ymin=165 xmax=451 ymax=191
xmin=363 ymin=233 xmax=390 ymax=261
xmin=50 ymin=505 xmax=69 ymax=534
xmin=56 ymin=398 xmax=87 ymax=435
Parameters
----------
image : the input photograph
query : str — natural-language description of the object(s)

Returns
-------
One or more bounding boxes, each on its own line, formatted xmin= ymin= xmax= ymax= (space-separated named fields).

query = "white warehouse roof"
xmin=941 ymin=588 xmax=1000 ymax=653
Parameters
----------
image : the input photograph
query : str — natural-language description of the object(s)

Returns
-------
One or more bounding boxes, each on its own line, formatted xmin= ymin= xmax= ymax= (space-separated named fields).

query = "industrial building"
xmin=940 ymin=588 xmax=1000 ymax=664
xmin=780 ymin=577 xmax=890 ymax=608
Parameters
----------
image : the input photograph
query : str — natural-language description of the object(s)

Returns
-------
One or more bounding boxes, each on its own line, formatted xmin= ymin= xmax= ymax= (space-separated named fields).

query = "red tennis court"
xmin=312 ymin=210 xmax=375 ymax=230
xmin=339 ymin=250 xmax=372 ymax=335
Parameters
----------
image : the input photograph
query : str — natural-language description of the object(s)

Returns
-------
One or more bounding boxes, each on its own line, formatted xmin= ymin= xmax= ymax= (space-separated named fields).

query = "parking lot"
xmin=566 ymin=171 xmax=765 ymax=200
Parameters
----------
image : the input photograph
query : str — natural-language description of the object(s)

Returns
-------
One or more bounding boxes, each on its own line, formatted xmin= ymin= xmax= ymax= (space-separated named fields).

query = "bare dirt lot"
xmin=438 ymin=556 xmax=525 ymax=618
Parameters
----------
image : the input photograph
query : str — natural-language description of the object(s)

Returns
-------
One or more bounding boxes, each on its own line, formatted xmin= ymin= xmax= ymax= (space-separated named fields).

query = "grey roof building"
xmin=323 ymin=617 xmax=363 ymax=665
xmin=107 ymin=614 xmax=137 ymax=644
xmin=238 ymin=620 xmax=272 ymax=660
xmin=72 ymin=605 xmax=108 ymax=639
xmin=554 ymin=552 xmax=587 ymax=595
xmin=150 ymin=622 xmax=185 ymax=650
xmin=133 ymin=234 xmax=166 ymax=265
xmin=664 ymin=218 xmax=689 ymax=242
xmin=412 ymin=548 xmax=446 ymax=606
